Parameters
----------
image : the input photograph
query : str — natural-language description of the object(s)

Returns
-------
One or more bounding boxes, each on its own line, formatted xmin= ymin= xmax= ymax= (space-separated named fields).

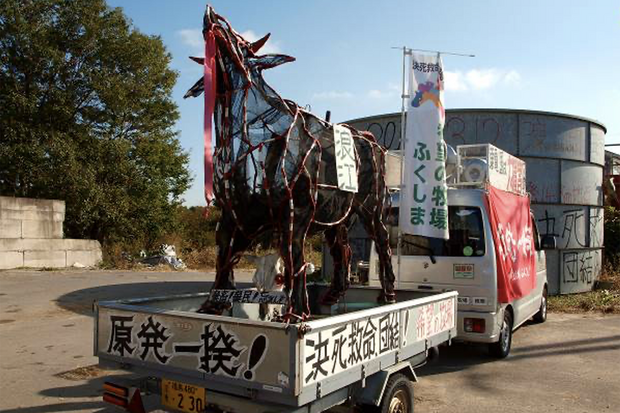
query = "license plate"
xmin=162 ymin=379 xmax=206 ymax=413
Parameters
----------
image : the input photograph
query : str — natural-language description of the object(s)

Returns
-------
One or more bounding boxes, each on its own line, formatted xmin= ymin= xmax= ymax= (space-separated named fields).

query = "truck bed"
xmin=95 ymin=284 xmax=457 ymax=407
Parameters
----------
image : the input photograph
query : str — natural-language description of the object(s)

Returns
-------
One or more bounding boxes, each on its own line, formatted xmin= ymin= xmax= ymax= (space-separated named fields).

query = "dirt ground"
xmin=0 ymin=269 xmax=618 ymax=413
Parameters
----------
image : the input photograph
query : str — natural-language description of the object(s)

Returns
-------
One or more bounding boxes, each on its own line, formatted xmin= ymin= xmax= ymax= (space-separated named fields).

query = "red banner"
xmin=203 ymin=31 xmax=217 ymax=206
xmin=485 ymin=186 xmax=536 ymax=303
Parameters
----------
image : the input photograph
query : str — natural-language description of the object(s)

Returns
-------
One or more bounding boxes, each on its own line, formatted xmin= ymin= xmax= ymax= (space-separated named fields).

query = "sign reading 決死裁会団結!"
xmin=400 ymin=53 xmax=449 ymax=239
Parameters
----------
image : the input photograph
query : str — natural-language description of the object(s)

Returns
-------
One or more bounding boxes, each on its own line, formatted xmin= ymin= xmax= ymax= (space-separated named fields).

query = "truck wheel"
xmin=489 ymin=309 xmax=513 ymax=359
xmin=378 ymin=373 xmax=414 ymax=413
xmin=533 ymin=286 xmax=548 ymax=323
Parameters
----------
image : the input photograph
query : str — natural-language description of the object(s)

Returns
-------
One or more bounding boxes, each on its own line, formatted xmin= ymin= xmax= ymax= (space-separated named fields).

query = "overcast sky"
xmin=107 ymin=0 xmax=620 ymax=206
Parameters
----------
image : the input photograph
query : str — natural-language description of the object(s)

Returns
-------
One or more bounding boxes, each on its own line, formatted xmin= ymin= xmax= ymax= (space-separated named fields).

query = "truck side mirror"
xmin=541 ymin=235 xmax=557 ymax=250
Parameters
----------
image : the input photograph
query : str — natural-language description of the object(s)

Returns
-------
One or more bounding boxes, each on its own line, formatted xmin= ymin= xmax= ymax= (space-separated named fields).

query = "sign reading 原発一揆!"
xmin=400 ymin=53 xmax=449 ymax=239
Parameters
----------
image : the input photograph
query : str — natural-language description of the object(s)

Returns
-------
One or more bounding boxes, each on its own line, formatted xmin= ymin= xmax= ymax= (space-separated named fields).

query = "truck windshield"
xmin=392 ymin=206 xmax=486 ymax=257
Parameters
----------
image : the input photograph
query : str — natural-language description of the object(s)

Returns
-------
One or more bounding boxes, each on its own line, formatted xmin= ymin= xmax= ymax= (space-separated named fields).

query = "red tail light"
xmin=464 ymin=318 xmax=486 ymax=333
xmin=103 ymin=382 xmax=128 ymax=397
xmin=102 ymin=381 xmax=145 ymax=413
xmin=103 ymin=393 xmax=128 ymax=408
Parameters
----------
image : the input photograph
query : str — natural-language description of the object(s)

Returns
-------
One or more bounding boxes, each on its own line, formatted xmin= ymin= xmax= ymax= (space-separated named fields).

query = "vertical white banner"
xmin=400 ymin=53 xmax=449 ymax=239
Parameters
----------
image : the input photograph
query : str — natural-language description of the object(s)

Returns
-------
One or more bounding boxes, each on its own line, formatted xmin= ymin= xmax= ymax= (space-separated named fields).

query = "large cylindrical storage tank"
xmin=343 ymin=109 xmax=606 ymax=295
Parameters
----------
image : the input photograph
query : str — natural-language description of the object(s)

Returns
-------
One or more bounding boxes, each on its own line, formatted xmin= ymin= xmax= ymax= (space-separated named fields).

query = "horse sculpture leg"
xmin=198 ymin=212 xmax=250 ymax=313
xmin=356 ymin=206 xmax=396 ymax=304
xmin=280 ymin=241 xmax=311 ymax=320
xmin=373 ymin=214 xmax=396 ymax=303
xmin=280 ymin=200 xmax=313 ymax=321
xmin=321 ymin=225 xmax=352 ymax=305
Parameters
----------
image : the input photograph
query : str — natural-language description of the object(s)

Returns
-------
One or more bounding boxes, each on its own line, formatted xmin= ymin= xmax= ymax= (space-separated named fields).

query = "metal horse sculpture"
xmin=186 ymin=6 xmax=395 ymax=321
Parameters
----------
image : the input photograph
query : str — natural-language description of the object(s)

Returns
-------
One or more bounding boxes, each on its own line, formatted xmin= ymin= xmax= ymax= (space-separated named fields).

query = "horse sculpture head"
xmin=184 ymin=5 xmax=295 ymax=100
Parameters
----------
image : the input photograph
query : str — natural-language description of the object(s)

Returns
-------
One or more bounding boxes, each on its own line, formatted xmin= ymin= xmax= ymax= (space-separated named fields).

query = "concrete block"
xmin=0 ymin=238 xmax=101 ymax=252
xmin=0 ymin=238 xmax=47 ymax=251
xmin=0 ymin=219 xmax=22 ymax=238
xmin=23 ymin=250 xmax=66 ymax=268
xmin=67 ymin=250 xmax=102 ymax=267
xmin=0 ymin=196 xmax=65 ymax=213
xmin=21 ymin=220 xmax=63 ymax=239
xmin=0 ymin=251 xmax=24 ymax=269
xmin=0 ymin=209 xmax=64 ymax=222
xmin=59 ymin=239 xmax=102 ymax=251
xmin=0 ymin=238 xmax=20 ymax=251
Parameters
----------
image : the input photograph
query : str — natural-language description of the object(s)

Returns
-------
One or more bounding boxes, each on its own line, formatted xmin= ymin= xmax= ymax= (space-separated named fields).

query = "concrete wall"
xmin=0 ymin=196 xmax=102 ymax=269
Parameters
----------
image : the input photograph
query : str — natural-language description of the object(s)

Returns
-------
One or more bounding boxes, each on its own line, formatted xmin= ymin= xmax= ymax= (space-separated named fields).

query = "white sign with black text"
xmin=333 ymin=124 xmax=358 ymax=193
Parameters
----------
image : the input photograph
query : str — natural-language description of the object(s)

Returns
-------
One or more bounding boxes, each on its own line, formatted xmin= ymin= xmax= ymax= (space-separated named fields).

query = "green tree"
xmin=0 ymin=0 xmax=191 ymax=245
xmin=177 ymin=206 xmax=220 ymax=251
xmin=604 ymin=206 xmax=620 ymax=267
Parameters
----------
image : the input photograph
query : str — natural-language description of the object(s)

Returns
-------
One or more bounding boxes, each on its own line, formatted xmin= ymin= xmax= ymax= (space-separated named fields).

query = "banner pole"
xmin=397 ymin=46 xmax=409 ymax=289
xmin=391 ymin=46 xmax=475 ymax=58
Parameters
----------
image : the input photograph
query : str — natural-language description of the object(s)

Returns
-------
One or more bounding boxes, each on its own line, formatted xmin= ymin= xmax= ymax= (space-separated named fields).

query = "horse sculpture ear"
xmin=249 ymin=33 xmax=271 ymax=54
xmin=189 ymin=56 xmax=205 ymax=65
xmin=184 ymin=76 xmax=204 ymax=99
xmin=250 ymin=54 xmax=296 ymax=71
xmin=184 ymin=56 xmax=206 ymax=99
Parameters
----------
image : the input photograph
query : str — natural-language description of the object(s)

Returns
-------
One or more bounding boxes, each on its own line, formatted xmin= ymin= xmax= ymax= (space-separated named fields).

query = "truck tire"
xmin=533 ymin=286 xmax=548 ymax=323
xmin=378 ymin=373 xmax=415 ymax=413
xmin=489 ymin=309 xmax=513 ymax=359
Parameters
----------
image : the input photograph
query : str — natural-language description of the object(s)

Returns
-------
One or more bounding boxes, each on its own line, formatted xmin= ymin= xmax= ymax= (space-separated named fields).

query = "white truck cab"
xmin=368 ymin=144 xmax=556 ymax=358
